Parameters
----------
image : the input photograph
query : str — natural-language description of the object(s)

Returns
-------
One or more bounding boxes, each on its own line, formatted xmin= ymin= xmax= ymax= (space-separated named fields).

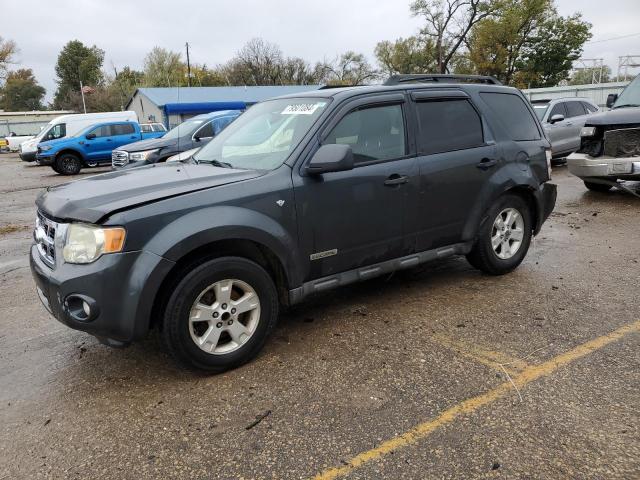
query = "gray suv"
xmin=31 ymin=74 xmax=556 ymax=372
xmin=531 ymin=97 xmax=599 ymax=160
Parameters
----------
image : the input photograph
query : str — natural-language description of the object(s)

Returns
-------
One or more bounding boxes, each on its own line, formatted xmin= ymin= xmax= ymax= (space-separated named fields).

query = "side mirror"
xmin=86 ymin=133 xmax=96 ymax=140
xmin=549 ymin=114 xmax=564 ymax=124
xmin=306 ymin=144 xmax=354 ymax=175
xmin=606 ymin=93 xmax=618 ymax=108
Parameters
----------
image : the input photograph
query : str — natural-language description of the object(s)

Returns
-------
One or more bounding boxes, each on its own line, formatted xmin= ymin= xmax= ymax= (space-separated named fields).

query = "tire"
xmin=584 ymin=180 xmax=612 ymax=192
xmin=466 ymin=194 xmax=533 ymax=276
xmin=161 ymin=256 xmax=279 ymax=372
xmin=54 ymin=153 xmax=82 ymax=175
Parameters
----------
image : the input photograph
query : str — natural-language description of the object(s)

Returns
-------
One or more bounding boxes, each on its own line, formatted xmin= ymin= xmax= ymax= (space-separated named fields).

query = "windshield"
xmin=163 ymin=118 xmax=207 ymax=140
xmin=193 ymin=98 xmax=329 ymax=170
xmin=614 ymin=76 xmax=640 ymax=108
xmin=532 ymin=104 xmax=549 ymax=120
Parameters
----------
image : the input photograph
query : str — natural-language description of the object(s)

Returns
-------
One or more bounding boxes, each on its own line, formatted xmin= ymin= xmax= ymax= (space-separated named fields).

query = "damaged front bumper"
xmin=567 ymin=153 xmax=640 ymax=180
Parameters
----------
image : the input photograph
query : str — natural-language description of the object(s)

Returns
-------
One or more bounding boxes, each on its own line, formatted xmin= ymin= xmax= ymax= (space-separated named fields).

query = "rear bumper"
xmin=533 ymin=182 xmax=557 ymax=235
xmin=19 ymin=151 xmax=36 ymax=162
xmin=567 ymin=153 xmax=640 ymax=179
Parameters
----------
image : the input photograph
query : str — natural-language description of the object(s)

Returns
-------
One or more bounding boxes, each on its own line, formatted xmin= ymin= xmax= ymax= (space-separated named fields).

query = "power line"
xmin=585 ymin=32 xmax=640 ymax=45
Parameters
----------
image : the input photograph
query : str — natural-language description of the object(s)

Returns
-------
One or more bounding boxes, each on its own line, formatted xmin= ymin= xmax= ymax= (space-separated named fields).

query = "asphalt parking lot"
xmin=0 ymin=153 xmax=638 ymax=479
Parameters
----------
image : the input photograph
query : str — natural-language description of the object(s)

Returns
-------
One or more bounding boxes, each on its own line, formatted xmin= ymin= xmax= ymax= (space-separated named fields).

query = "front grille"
xmin=603 ymin=127 xmax=640 ymax=157
xmin=35 ymin=212 xmax=58 ymax=268
xmin=112 ymin=150 xmax=129 ymax=167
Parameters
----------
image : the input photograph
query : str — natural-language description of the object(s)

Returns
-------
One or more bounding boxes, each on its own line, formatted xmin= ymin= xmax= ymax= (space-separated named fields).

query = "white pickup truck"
xmin=5 ymin=135 xmax=34 ymax=152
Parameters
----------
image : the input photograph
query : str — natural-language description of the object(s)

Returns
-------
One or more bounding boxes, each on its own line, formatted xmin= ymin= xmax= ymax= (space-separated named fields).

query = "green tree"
xmin=53 ymin=40 xmax=104 ymax=109
xmin=0 ymin=36 xmax=18 ymax=81
xmin=143 ymin=47 xmax=186 ymax=87
xmin=0 ymin=69 xmax=46 ymax=110
xmin=468 ymin=1 xmax=591 ymax=87
xmin=519 ymin=13 xmax=592 ymax=87
xmin=569 ymin=66 xmax=611 ymax=85
xmin=375 ymin=36 xmax=438 ymax=76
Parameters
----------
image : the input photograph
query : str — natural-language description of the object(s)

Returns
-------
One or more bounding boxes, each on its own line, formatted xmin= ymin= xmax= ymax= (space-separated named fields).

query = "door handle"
xmin=384 ymin=174 xmax=409 ymax=186
xmin=130 ymin=136 xmax=136 ymax=139
xmin=106 ymin=138 xmax=113 ymax=142
xmin=476 ymin=158 xmax=497 ymax=170
xmin=565 ymin=122 xmax=573 ymax=126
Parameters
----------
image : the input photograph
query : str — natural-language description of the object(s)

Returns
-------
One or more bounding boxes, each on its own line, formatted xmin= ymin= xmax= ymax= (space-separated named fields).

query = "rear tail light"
xmin=545 ymin=148 xmax=552 ymax=179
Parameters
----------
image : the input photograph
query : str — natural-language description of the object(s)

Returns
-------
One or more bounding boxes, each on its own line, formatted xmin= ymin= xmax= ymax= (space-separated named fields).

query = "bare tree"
xmin=410 ymin=0 xmax=498 ymax=73
xmin=316 ymin=52 xmax=379 ymax=85
xmin=0 ymin=36 xmax=18 ymax=82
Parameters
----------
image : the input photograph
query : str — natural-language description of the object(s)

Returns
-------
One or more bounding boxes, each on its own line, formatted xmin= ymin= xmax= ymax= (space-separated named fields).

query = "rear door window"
xmin=324 ymin=104 xmax=406 ymax=165
xmin=480 ymin=92 xmax=541 ymax=141
xmin=415 ymin=99 xmax=484 ymax=155
xmin=112 ymin=123 xmax=135 ymax=135
xmin=565 ymin=101 xmax=587 ymax=118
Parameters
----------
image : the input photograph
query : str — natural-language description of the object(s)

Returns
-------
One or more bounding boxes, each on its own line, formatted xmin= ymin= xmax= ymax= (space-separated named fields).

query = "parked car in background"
xmin=140 ymin=123 xmax=167 ymax=134
xmin=6 ymin=133 xmax=35 ymax=152
xmin=31 ymin=75 xmax=556 ymax=371
xmin=36 ymin=121 xmax=165 ymax=175
xmin=531 ymin=98 xmax=599 ymax=162
xmin=20 ymin=111 xmax=138 ymax=163
xmin=112 ymin=110 xmax=242 ymax=169
xmin=567 ymin=75 xmax=640 ymax=192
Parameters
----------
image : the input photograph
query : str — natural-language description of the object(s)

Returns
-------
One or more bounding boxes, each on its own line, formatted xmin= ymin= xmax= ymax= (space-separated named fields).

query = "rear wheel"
xmin=54 ymin=153 xmax=82 ymax=175
xmin=466 ymin=194 xmax=532 ymax=275
xmin=584 ymin=180 xmax=613 ymax=192
xmin=161 ymin=256 xmax=279 ymax=372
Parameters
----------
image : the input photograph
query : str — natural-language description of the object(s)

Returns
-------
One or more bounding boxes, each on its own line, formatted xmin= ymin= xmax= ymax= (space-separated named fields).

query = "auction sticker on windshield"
xmin=281 ymin=103 xmax=323 ymax=115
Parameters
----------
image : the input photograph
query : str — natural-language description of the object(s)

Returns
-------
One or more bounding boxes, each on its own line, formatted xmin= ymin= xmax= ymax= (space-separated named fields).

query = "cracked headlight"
xmin=63 ymin=224 xmax=126 ymax=264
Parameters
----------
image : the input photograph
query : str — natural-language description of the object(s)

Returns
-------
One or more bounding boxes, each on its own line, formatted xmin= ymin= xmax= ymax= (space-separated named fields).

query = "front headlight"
xmin=40 ymin=145 xmax=53 ymax=151
xmin=63 ymin=224 xmax=126 ymax=264
xmin=580 ymin=126 xmax=596 ymax=137
xmin=129 ymin=149 xmax=159 ymax=161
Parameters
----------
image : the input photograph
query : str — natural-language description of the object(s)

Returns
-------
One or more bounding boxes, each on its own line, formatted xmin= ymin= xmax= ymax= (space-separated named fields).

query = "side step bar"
xmin=288 ymin=242 xmax=472 ymax=305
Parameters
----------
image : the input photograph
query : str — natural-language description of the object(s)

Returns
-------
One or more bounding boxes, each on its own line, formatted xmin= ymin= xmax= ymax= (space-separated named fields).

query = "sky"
xmin=3 ymin=0 xmax=640 ymax=102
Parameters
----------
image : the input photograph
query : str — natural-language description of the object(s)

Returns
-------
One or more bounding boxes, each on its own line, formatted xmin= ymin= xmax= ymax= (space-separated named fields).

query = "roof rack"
xmin=384 ymin=74 xmax=502 ymax=86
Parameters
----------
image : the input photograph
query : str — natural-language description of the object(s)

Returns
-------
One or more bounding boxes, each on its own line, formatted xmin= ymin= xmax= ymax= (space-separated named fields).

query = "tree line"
xmin=0 ymin=0 xmax=623 ymax=113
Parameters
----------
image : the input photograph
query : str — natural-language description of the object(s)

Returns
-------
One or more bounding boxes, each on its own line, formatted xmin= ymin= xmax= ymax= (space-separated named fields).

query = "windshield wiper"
xmin=206 ymin=159 xmax=234 ymax=168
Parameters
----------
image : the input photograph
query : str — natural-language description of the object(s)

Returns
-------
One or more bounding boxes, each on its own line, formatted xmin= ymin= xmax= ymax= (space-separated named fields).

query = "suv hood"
xmin=117 ymin=136 xmax=177 ymax=152
xmin=36 ymin=162 xmax=263 ymax=223
xmin=585 ymin=107 xmax=640 ymax=126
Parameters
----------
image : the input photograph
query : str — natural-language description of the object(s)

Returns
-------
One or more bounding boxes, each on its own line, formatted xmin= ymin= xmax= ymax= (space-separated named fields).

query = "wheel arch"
xmin=148 ymin=237 xmax=291 ymax=331
xmin=55 ymin=148 xmax=85 ymax=162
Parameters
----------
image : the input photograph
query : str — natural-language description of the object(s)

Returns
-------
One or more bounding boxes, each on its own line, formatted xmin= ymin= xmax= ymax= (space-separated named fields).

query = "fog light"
xmin=82 ymin=301 xmax=91 ymax=317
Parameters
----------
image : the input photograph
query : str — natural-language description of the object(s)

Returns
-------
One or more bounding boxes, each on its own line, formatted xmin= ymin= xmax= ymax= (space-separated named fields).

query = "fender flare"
xmin=143 ymin=205 xmax=303 ymax=287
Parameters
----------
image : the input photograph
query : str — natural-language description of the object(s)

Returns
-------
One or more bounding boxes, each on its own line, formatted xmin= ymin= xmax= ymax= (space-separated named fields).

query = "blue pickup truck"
xmin=37 ymin=121 xmax=165 ymax=175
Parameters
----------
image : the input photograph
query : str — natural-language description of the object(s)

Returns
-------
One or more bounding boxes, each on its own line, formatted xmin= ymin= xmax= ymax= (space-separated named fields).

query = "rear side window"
xmin=565 ymin=101 xmax=586 ymax=118
xmin=480 ymin=92 xmax=541 ymax=141
xmin=112 ymin=123 xmax=135 ymax=135
xmin=324 ymin=104 xmax=406 ymax=164
xmin=415 ymin=99 xmax=484 ymax=155
xmin=140 ymin=124 xmax=152 ymax=133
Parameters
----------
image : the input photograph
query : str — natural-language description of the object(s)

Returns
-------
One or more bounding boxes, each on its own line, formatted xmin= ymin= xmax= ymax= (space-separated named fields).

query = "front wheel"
xmin=466 ymin=194 xmax=532 ymax=275
xmin=161 ymin=257 xmax=279 ymax=372
xmin=54 ymin=153 xmax=82 ymax=175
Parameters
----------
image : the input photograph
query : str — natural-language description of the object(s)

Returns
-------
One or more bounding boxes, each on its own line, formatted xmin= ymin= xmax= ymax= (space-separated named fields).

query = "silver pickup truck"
xmin=567 ymin=76 xmax=640 ymax=192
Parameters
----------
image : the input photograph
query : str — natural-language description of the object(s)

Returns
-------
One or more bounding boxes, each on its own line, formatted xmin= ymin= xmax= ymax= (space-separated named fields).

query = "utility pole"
xmin=185 ymin=42 xmax=192 ymax=87
xmin=78 ymin=68 xmax=87 ymax=114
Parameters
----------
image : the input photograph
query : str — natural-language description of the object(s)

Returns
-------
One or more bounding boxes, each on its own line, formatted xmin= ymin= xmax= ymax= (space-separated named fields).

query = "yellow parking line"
xmin=431 ymin=333 xmax=529 ymax=375
xmin=313 ymin=320 xmax=640 ymax=480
